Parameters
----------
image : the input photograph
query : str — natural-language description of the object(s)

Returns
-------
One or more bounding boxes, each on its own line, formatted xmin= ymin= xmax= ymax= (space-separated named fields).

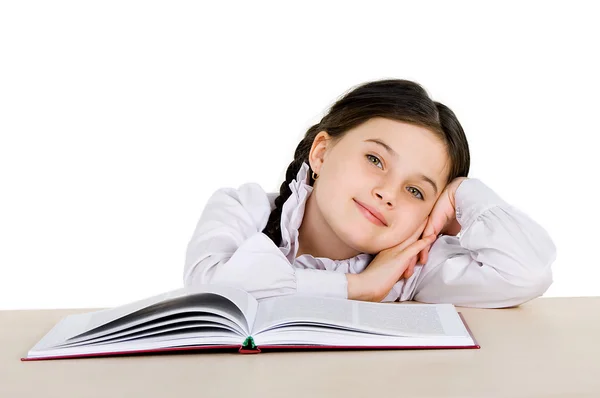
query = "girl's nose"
xmin=375 ymin=192 xmax=394 ymax=208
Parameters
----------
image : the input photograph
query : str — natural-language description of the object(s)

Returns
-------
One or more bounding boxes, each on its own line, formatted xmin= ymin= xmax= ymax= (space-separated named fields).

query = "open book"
xmin=22 ymin=284 xmax=479 ymax=360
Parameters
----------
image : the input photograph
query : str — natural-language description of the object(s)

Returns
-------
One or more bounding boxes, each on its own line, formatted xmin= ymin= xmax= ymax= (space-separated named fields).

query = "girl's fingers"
xmin=404 ymin=235 xmax=436 ymax=259
xmin=417 ymin=217 xmax=435 ymax=263
xmin=416 ymin=242 xmax=430 ymax=267
xmin=404 ymin=255 xmax=418 ymax=279
xmin=422 ymin=220 xmax=437 ymax=242
xmin=423 ymin=243 xmax=433 ymax=264
xmin=418 ymin=250 xmax=424 ymax=265
xmin=422 ymin=214 xmax=433 ymax=234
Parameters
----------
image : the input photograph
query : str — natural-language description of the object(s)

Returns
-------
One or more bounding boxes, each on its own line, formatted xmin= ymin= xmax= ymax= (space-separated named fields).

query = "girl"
xmin=183 ymin=79 xmax=556 ymax=308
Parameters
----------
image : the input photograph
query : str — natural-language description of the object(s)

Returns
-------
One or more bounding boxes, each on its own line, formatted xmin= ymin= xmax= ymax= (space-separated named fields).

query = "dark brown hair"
xmin=262 ymin=79 xmax=470 ymax=246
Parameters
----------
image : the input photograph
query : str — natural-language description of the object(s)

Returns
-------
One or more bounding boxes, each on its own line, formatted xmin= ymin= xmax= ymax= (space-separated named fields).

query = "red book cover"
xmin=21 ymin=313 xmax=479 ymax=361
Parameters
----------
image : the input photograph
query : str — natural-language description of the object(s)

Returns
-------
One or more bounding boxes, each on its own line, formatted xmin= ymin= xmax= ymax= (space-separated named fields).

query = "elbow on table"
xmin=519 ymin=236 xmax=556 ymax=298
xmin=517 ymin=268 xmax=553 ymax=305
xmin=491 ymin=263 xmax=554 ymax=309
xmin=505 ymin=234 xmax=557 ymax=306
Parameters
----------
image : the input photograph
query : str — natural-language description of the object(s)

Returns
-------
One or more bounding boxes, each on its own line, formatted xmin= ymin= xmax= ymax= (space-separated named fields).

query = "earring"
xmin=312 ymin=171 xmax=319 ymax=180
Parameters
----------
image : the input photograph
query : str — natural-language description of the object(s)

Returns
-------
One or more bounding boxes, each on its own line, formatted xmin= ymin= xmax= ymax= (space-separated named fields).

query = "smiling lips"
xmin=353 ymin=199 xmax=388 ymax=226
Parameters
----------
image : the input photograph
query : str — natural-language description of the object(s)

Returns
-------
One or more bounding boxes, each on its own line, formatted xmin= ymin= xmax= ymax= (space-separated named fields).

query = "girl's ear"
xmin=308 ymin=131 xmax=332 ymax=174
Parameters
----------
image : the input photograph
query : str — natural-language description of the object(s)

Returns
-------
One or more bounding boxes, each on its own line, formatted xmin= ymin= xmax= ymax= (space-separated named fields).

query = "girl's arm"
xmin=183 ymin=183 xmax=348 ymax=300
xmin=398 ymin=178 xmax=556 ymax=308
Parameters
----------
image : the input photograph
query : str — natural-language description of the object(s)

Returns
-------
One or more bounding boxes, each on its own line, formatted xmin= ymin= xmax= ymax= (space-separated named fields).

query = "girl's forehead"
xmin=350 ymin=117 xmax=437 ymax=139
xmin=343 ymin=119 xmax=445 ymax=153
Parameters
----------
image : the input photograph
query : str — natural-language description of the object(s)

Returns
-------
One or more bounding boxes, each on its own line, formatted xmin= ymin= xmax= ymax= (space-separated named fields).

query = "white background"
xmin=1 ymin=1 xmax=598 ymax=309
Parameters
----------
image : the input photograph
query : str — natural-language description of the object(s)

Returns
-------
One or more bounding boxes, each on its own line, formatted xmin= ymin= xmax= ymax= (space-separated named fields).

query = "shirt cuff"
xmin=295 ymin=269 xmax=348 ymax=299
xmin=455 ymin=178 xmax=509 ymax=231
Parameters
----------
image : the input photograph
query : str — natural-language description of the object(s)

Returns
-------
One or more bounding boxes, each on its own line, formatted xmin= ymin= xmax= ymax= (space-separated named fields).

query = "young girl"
xmin=183 ymin=79 xmax=556 ymax=308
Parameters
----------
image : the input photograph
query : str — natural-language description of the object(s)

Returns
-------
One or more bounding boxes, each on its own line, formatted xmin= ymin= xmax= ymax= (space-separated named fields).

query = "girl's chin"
xmin=330 ymin=217 xmax=384 ymax=253
xmin=339 ymin=232 xmax=382 ymax=254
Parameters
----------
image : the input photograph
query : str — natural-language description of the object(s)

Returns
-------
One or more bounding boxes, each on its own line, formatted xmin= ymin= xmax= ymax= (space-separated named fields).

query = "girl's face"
xmin=309 ymin=117 xmax=450 ymax=255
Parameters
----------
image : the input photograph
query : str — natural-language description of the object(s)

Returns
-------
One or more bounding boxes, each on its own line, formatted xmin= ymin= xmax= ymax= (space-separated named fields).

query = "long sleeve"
xmin=183 ymin=183 xmax=348 ymax=300
xmin=398 ymin=178 xmax=556 ymax=308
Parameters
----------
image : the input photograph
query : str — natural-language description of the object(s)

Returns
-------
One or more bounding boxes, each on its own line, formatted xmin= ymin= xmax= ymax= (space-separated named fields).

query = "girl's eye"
xmin=366 ymin=154 xmax=383 ymax=169
xmin=407 ymin=187 xmax=424 ymax=200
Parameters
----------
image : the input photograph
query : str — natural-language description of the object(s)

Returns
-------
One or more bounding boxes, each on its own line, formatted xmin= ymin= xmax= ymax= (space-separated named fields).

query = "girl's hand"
xmin=347 ymin=219 xmax=436 ymax=302
xmin=402 ymin=177 xmax=468 ymax=280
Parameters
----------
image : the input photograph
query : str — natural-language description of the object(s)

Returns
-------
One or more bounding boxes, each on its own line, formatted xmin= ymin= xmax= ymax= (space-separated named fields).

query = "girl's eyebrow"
xmin=365 ymin=138 xmax=398 ymax=158
xmin=364 ymin=138 xmax=439 ymax=195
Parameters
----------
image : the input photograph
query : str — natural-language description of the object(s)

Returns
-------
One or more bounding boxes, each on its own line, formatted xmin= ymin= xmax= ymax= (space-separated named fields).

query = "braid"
xmin=262 ymin=125 xmax=320 ymax=246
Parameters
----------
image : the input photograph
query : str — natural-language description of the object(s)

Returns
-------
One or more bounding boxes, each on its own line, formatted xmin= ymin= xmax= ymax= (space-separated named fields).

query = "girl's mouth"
xmin=353 ymin=200 xmax=387 ymax=226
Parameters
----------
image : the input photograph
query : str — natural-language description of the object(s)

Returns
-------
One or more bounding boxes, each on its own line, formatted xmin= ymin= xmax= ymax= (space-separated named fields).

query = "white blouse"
xmin=183 ymin=162 xmax=556 ymax=308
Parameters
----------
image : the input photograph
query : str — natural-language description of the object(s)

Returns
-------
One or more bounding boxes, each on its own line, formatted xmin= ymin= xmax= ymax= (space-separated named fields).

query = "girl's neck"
xmin=296 ymin=192 xmax=361 ymax=260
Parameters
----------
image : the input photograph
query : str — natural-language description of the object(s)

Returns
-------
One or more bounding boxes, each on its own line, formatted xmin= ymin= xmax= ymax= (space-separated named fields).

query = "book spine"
xmin=239 ymin=336 xmax=261 ymax=354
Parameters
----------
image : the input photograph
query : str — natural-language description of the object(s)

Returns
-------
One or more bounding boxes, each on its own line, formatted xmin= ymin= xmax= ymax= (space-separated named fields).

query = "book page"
xmin=28 ymin=333 xmax=244 ymax=359
xmin=59 ymin=313 xmax=245 ymax=348
xmin=81 ymin=284 xmax=257 ymax=336
xmin=31 ymin=284 xmax=258 ymax=351
xmin=358 ymin=304 xmax=444 ymax=335
xmin=253 ymin=295 xmax=355 ymax=334
xmin=253 ymin=295 xmax=467 ymax=338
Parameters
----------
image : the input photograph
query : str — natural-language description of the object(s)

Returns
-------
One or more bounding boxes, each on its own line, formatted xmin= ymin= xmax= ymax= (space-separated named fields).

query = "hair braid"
xmin=262 ymin=125 xmax=321 ymax=246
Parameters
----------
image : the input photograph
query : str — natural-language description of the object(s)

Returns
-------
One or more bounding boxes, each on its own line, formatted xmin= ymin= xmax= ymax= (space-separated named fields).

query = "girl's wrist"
xmin=347 ymin=274 xmax=371 ymax=301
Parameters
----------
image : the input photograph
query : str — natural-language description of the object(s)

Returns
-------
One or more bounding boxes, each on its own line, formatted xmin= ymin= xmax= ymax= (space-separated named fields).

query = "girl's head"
xmin=263 ymin=79 xmax=470 ymax=256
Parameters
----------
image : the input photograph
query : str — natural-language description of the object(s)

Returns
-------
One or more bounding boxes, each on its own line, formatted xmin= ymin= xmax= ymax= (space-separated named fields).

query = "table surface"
xmin=1 ymin=297 xmax=599 ymax=398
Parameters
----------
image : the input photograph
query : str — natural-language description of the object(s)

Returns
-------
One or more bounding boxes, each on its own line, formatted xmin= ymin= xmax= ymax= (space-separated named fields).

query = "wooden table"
xmin=1 ymin=297 xmax=599 ymax=397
